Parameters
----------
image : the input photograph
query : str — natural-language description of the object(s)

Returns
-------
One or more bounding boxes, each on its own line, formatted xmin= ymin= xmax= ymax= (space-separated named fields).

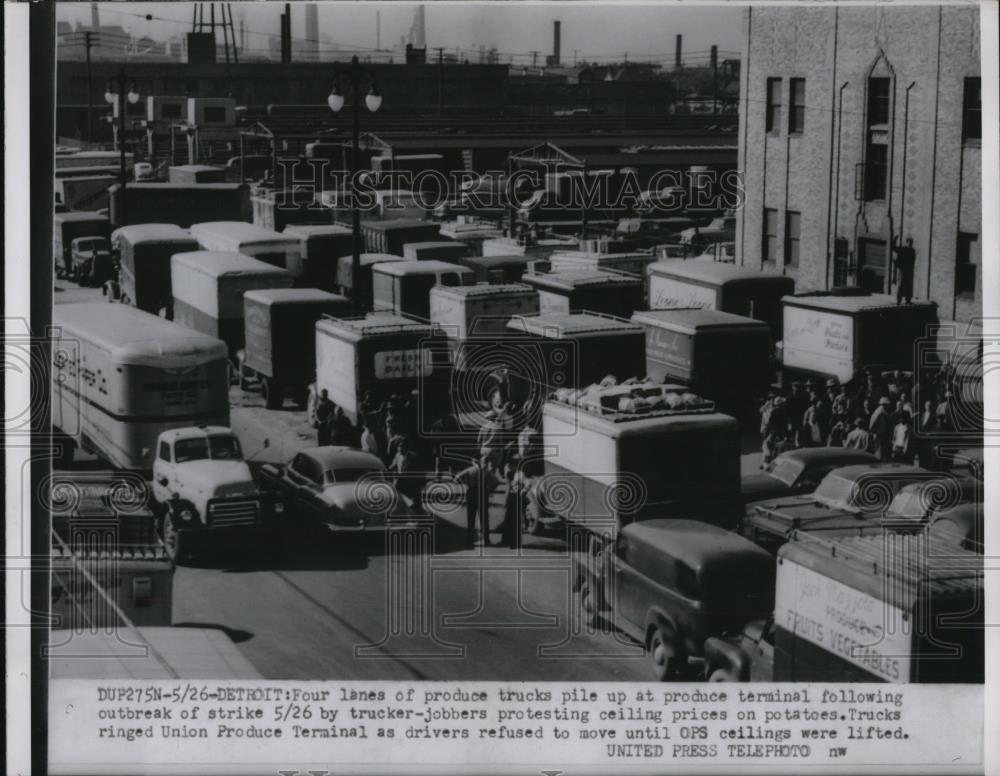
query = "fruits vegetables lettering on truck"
xmin=646 ymin=259 xmax=795 ymax=341
xmin=51 ymin=303 xmax=230 ymax=471
xmin=314 ymin=313 xmax=453 ymax=427
xmin=781 ymin=291 xmax=938 ymax=384
xmin=240 ymin=288 xmax=355 ymax=409
xmin=630 ymin=307 xmax=772 ymax=413
xmin=111 ymin=224 xmax=200 ymax=315
xmin=189 ymin=221 xmax=303 ymax=270
xmin=170 ymin=251 xmax=294 ymax=358
xmin=151 ymin=425 xmax=264 ymax=564
xmin=773 ymin=530 xmax=984 ymax=683
xmin=537 ymin=381 xmax=742 ymax=534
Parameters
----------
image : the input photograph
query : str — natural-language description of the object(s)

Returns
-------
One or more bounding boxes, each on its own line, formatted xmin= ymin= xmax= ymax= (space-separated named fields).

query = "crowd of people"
xmin=759 ymin=365 xmax=964 ymax=470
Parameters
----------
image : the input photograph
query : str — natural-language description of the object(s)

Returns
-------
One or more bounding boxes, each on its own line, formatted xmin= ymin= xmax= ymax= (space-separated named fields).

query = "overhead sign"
xmin=782 ymin=305 xmax=854 ymax=381
xmin=775 ymin=559 xmax=912 ymax=682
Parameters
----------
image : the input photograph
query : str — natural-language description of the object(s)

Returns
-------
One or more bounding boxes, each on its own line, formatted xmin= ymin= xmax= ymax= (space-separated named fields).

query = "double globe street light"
xmin=104 ymin=68 xmax=141 ymax=225
xmin=328 ymin=55 xmax=382 ymax=308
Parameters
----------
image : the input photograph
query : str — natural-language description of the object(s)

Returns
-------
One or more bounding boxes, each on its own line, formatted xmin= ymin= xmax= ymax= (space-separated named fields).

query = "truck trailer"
xmin=190 ymin=221 xmax=303 ymax=270
xmin=111 ymin=224 xmax=200 ymax=315
xmin=108 ymin=183 xmax=251 ymax=228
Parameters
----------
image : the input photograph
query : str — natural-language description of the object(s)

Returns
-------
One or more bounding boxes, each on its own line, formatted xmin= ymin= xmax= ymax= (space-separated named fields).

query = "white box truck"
xmin=190 ymin=221 xmax=303 ymax=270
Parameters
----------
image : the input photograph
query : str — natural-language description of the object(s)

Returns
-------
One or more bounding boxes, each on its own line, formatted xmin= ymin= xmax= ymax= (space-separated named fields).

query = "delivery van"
xmin=190 ymin=221 xmax=303 ymax=270
xmin=51 ymin=303 xmax=230 ymax=470
xmin=241 ymin=288 xmax=355 ymax=408
xmin=538 ymin=382 xmax=742 ymax=533
xmin=171 ymin=251 xmax=294 ymax=355
xmin=336 ymin=253 xmax=408 ymax=309
xmin=112 ymin=224 xmax=199 ymax=315
xmin=283 ymin=224 xmax=354 ymax=291
xmin=54 ymin=211 xmax=111 ymax=279
xmin=631 ymin=308 xmax=772 ymax=410
xmin=781 ymin=292 xmax=938 ymax=384
xmin=371 ymin=260 xmax=476 ymax=320
xmin=647 ymin=260 xmax=795 ymax=339
xmin=522 ymin=269 xmax=644 ymax=318
xmin=774 ymin=530 xmax=983 ymax=682
xmin=314 ymin=313 xmax=453 ymax=426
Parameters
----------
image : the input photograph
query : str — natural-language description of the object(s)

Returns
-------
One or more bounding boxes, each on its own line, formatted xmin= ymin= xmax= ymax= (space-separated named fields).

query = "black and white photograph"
xmin=3 ymin=1 xmax=998 ymax=773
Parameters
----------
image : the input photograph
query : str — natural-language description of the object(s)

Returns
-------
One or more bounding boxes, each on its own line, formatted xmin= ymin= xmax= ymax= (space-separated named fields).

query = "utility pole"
xmin=711 ymin=45 xmax=718 ymax=114
xmin=436 ymin=47 xmax=444 ymax=116
xmin=573 ymin=49 xmax=579 ymax=67
xmin=83 ymin=31 xmax=96 ymax=142
xmin=531 ymin=50 xmax=539 ymax=67
xmin=674 ymin=34 xmax=682 ymax=70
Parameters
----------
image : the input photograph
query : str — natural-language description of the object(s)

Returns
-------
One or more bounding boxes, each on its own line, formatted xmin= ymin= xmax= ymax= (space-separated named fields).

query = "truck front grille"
xmin=207 ymin=498 xmax=259 ymax=528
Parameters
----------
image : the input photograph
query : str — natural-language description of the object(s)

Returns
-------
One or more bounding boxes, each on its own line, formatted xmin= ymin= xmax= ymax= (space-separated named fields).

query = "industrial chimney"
xmin=90 ymin=2 xmax=100 ymax=31
xmin=304 ymin=3 xmax=319 ymax=61
xmin=547 ymin=20 xmax=561 ymax=66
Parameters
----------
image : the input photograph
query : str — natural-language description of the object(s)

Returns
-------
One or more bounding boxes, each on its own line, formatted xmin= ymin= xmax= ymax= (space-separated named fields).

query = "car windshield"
xmin=174 ymin=434 xmax=241 ymax=463
xmin=768 ymin=457 xmax=805 ymax=487
xmin=812 ymin=473 xmax=857 ymax=509
xmin=322 ymin=466 xmax=385 ymax=484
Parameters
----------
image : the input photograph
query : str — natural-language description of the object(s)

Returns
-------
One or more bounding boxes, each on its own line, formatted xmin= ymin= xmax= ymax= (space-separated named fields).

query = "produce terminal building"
xmin=735 ymin=5 xmax=982 ymax=323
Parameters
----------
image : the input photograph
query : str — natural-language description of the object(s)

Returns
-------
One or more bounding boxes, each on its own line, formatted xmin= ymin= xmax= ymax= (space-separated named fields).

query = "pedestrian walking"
xmin=869 ymin=396 xmax=894 ymax=461
xmin=314 ymin=389 xmax=335 ymax=446
xmin=891 ymin=413 xmax=916 ymax=464
xmin=827 ymin=413 xmax=850 ymax=447
xmin=360 ymin=420 xmax=381 ymax=459
xmin=844 ymin=417 xmax=874 ymax=452
xmin=391 ymin=437 xmax=425 ymax=516
xmin=891 ymin=236 xmax=917 ymax=304
xmin=454 ymin=455 xmax=503 ymax=547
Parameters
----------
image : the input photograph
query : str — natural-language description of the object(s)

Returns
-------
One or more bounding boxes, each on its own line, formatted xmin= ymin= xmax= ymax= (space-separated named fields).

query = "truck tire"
xmin=262 ymin=377 xmax=283 ymax=410
xmin=161 ymin=516 xmax=191 ymax=566
xmin=647 ymin=622 xmax=680 ymax=681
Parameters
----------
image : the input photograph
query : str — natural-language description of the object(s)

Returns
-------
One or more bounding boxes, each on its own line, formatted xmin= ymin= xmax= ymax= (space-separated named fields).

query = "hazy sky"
xmin=56 ymin=2 xmax=743 ymax=65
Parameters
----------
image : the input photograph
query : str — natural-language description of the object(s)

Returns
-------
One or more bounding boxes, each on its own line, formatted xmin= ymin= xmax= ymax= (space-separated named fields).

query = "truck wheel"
xmin=262 ymin=378 xmax=283 ymax=410
xmin=162 ymin=516 xmax=191 ymax=565
xmin=708 ymin=667 xmax=736 ymax=682
xmin=648 ymin=623 xmax=680 ymax=681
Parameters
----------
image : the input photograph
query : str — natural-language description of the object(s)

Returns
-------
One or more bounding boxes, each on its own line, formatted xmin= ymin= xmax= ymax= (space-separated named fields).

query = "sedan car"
xmin=260 ymin=446 xmax=411 ymax=532
xmin=740 ymin=463 xmax=934 ymax=553
xmin=740 ymin=447 xmax=879 ymax=507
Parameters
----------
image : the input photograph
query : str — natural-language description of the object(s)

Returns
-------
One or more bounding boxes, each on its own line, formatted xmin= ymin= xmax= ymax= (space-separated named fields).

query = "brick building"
xmin=735 ymin=5 xmax=982 ymax=322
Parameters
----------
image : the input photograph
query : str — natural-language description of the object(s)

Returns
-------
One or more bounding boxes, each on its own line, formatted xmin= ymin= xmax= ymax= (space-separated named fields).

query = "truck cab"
xmin=69 ymin=236 xmax=113 ymax=286
xmin=151 ymin=425 xmax=261 ymax=563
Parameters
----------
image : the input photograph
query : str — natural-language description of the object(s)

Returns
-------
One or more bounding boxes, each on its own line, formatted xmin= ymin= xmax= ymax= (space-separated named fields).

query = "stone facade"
xmin=735 ymin=5 xmax=982 ymax=323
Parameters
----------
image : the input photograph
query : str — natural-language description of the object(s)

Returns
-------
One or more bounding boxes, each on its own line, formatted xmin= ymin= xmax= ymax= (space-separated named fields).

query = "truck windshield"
xmin=174 ymin=435 xmax=242 ymax=463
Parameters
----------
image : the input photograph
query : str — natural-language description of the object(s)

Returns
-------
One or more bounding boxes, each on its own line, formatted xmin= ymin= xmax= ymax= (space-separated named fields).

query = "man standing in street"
xmin=314 ymin=389 xmax=335 ymax=446
xmin=455 ymin=454 xmax=502 ymax=547
xmin=844 ymin=417 xmax=874 ymax=452
xmin=892 ymin=236 xmax=917 ymax=304
xmin=868 ymin=396 xmax=894 ymax=461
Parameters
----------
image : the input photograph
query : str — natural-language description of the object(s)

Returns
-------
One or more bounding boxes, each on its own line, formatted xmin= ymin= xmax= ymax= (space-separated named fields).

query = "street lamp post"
xmin=328 ymin=56 xmax=382 ymax=309
xmin=104 ymin=68 xmax=140 ymax=226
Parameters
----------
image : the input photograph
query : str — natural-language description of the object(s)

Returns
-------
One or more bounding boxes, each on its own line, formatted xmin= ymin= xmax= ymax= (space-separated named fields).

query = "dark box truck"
xmin=781 ymin=292 xmax=938 ymax=384
xmin=168 ymin=165 xmax=227 ymax=184
xmin=774 ymin=531 xmax=983 ymax=683
xmin=631 ymin=308 xmax=772 ymax=411
xmin=402 ymin=241 xmax=469 ymax=262
xmin=108 ymin=183 xmax=251 ymax=228
xmin=452 ymin=254 xmax=532 ymax=284
xmin=112 ymin=224 xmax=199 ymax=315
xmin=242 ymin=288 xmax=355 ymax=408
xmin=361 ymin=219 xmax=442 ymax=256
xmin=54 ymin=211 xmax=111 ymax=280
xmin=522 ymin=269 xmax=644 ymax=319
xmin=283 ymin=224 xmax=354 ymax=291
xmin=336 ymin=253 xmax=408 ymax=309
xmin=647 ymin=259 xmax=795 ymax=340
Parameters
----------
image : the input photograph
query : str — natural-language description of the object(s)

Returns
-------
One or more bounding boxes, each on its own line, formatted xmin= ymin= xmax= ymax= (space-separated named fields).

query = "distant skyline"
xmin=56 ymin=2 xmax=743 ymax=65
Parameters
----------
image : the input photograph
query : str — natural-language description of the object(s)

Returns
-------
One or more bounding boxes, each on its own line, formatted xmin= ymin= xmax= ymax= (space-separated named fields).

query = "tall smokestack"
xmin=553 ymin=20 xmax=561 ymax=65
xmin=91 ymin=2 xmax=100 ymax=30
xmin=411 ymin=5 xmax=426 ymax=49
xmin=304 ymin=3 xmax=319 ymax=61
xmin=675 ymin=34 xmax=683 ymax=69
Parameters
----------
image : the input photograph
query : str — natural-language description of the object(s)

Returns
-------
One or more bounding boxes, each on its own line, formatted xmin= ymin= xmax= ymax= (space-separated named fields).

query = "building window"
xmin=789 ymin=78 xmax=806 ymax=133
xmin=766 ymin=78 xmax=782 ymax=133
xmin=864 ymin=77 xmax=892 ymax=200
xmin=963 ymin=77 xmax=981 ymax=143
xmin=762 ymin=208 xmax=778 ymax=261
xmin=956 ymin=232 xmax=979 ymax=296
xmin=785 ymin=211 xmax=801 ymax=266
xmin=161 ymin=103 xmax=183 ymax=119
xmin=203 ymin=106 xmax=227 ymax=123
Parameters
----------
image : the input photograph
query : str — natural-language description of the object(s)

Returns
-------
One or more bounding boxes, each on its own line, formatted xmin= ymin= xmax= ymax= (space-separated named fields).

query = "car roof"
xmin=648 ymin=259 xmax=793 ymax=286
xmin=299 ymin=446 xmax=384 ymax=471
xmin=625 ymin=519 xmax=772 ymax=570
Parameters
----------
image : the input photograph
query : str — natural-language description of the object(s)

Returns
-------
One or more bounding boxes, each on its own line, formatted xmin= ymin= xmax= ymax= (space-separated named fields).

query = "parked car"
xmin=260 ymin=447 xmax=412 ymax=533
xmin=883 ymin=474 xmax=980 ymax=525
xmin=740 ymin=463 xmax=934 ymax=553
xmin=740 ymin=447 xmax=879 ymax=507
xmin=701 ymin=617 xmax=775 ymax=682
xmin=572 ymin=519 xmax=774 ymax=680
xmin=929 ymin=502 xmax=984 ymax=553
